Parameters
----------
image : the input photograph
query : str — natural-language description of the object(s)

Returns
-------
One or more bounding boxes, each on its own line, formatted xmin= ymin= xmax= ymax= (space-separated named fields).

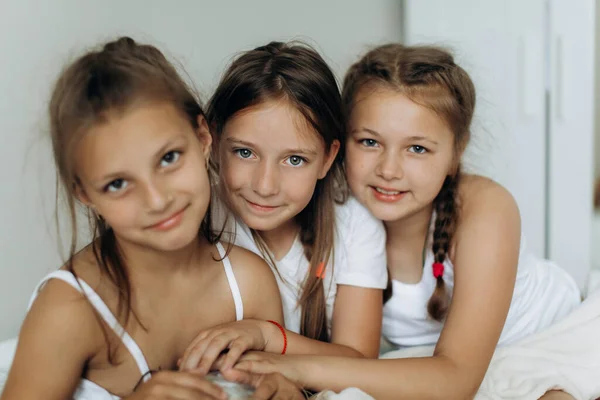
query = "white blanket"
xmin=319 ymin=290 xmax=600 ymax=400
xmin=0 ymin=337 xmax=17 ymax=394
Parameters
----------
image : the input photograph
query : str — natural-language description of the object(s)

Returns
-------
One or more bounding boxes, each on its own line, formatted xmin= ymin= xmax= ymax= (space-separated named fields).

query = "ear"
xmin=73 ymin=181 xmax=92 ymax=207
xmin=196 ymin=115 xmax=213 ymax=159
xmin=318 ymin=139 xmax=341 ymax=179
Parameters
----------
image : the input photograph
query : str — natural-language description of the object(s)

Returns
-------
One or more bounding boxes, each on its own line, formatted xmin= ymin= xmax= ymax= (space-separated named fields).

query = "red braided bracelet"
xmin=267 ymin=320 xmax=287 ymax=355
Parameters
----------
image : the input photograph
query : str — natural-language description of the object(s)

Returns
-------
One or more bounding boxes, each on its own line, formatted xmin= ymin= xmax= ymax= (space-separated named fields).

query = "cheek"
xmin=408 ymin=160 xmax=449 ymax=200
xmin=96 ymin=199 xmax=140 ymax=229
xmin=345 ymin=147 xmax=373 ymax=182
xmin=221 ymin=158 xmax=249 ymax=191
xmin=285 ymin=169 xmax=319 ymax=203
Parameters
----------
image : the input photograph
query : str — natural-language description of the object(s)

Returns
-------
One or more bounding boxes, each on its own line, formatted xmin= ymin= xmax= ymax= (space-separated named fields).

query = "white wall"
xmin=0 ymin=0 xmax=403 ymax=341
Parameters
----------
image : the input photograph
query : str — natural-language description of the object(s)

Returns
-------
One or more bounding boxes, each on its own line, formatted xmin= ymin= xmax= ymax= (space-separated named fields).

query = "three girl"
xmin=2 ymin=34 xmax=586 ymax=400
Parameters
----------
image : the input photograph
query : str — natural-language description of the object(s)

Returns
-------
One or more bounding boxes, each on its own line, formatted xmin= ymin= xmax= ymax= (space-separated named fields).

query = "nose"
xmin=376 ymin=151 xmax=403 ymax=181
xmin=252 ymin=161 xmax=280 ymax=197
xmin=143 ymin=178 xmax=173 ymax=213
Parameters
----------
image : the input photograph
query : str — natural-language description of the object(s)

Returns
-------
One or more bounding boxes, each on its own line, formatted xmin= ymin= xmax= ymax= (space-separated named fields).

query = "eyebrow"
xmin=225 ymin=137 xmax=318 ymax=156
xmin=351 ymin=128 xmax=439 ymax=145
xmin=96 ymin=134 xmax=186 ymax=184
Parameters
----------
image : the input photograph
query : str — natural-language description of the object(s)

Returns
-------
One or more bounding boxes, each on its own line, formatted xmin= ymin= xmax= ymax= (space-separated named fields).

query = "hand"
xmin=179 ymin=320 xmax=271 ymax=374
xmin=221 ymin=369 xmax=305 ymax=400
xmin=123 ymin=370 xmax=226 ymax=400
xmin=233 ymin=352 xmax=306 ymax=389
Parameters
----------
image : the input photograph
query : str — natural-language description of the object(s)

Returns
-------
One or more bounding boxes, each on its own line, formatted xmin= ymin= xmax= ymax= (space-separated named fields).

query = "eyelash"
xmin=102 ymin=149 xmax=183 ymax=193
xmin=359 ymin=139 xmax=428 ymax=155
xmin=233 ymin=148 xmax=307 ymax=167
xmin=359 ymin=139 xmax=379 ymax=148
xmin=408 ymin=145 xmax=428 ymax=154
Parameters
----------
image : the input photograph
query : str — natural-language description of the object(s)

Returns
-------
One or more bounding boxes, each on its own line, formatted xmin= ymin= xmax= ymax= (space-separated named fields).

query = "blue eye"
xmin=234 ymin=148 xmax=254 ymax=159
xmin=105 ymin=179 xmax=128 ymax=193
xmin=285 ymin=155 xmax=306 ymax=167
xmin=360 ymin=139 xmax=379 ymax=147
xmin=408 ymin=145 xmax=427 ymax=154
xmin=160 ymin=150 xmax=181 ymax=167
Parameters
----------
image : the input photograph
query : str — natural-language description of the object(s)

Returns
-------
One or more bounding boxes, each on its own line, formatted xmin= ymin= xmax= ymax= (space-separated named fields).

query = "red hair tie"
xmin=432 ymin=262 xmax=444 ymax=278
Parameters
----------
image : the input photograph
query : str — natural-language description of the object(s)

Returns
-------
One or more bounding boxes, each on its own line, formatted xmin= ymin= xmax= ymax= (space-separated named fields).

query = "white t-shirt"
xmin=216 ymin=196 xmax=388 ymax=333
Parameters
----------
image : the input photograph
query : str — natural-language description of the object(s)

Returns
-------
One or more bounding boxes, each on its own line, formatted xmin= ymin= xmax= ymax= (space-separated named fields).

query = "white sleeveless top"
xmin=27 ymin=242 xmax=243 ymax=400
xmin=382 ymin=234 xmax=581 ymax=348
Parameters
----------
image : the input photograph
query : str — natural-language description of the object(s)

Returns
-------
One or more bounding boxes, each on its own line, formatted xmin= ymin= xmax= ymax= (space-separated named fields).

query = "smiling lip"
xmin=370 ymin=186 xmax=407 ymax=202
xmin=245 ymin=199 xmax=280 ymax=213
xmin=149 ymin=206 xmax=188 ymax=231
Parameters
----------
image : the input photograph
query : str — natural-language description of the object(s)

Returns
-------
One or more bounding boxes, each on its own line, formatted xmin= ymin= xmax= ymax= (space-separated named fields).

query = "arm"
xmin=239 ymin=180 xmax=521 ymax=399
xmin=1 ymin=280 xmax=102 ymax=400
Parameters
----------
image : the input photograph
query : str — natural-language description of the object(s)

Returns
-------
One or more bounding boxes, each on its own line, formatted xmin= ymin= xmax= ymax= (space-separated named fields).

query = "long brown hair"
xmin=49 ymin=36 xmax=218 ymax=356
xmin=207 ymin=41 xmax=346 ymax=341
xmin=343 ymin=44 xmax=476 ymax=321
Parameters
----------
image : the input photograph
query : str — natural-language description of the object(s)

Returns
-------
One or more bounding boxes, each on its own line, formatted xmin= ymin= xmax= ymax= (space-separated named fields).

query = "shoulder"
xmin=335 ymin=196 xmax=385 ymax=237
xmin=458 ymin=174 xmax=520 ymax=223
xmin=224 ymin=243 xmax=275 ymax=281
xmin=23 ymin=258 xmax=104 ymax=361
xmin=332 ymin=197 xmax=388 ymax=288
xmin=221 ymin=243 xmax=283 ymax=320
xmin=453 ymin=174 xmax=521 ymax=256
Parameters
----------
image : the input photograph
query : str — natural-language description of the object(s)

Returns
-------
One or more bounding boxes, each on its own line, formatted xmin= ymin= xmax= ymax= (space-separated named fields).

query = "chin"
xmin=365 ymin=203 xmax=407 ymax=222
xmin=240 ymin=214 xmax=282 ymax=232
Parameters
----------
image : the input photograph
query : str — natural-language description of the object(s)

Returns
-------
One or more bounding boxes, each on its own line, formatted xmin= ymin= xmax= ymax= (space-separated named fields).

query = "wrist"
xmin=264 ymin=319 xmax=287 ymax=354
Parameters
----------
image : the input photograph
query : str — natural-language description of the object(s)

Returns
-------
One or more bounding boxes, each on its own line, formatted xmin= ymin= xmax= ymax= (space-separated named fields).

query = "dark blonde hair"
xmin=50 ymin=37 xmax=218 ymax=354
xmin=207 ymin=41 xmax=346 ymax=341
xmin=343 ymin=44 xmax=476 ymax=321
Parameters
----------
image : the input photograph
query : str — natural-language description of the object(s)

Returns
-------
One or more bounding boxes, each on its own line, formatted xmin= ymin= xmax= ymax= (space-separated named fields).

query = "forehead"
xmin=74 ymin=102 xmax=192 ymax=178
xmin=222 ymin=99 xmax=324 ymax=151
xmin=350 ymin=86 xmax=453 ymax=141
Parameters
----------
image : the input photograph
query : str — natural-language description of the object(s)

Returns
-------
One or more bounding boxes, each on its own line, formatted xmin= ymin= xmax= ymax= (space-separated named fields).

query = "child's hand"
xmin=233 ymin=351 xmax=306 ymax=389
xmin=221 ymin=368 xmax=305 ymax=400
xmin=123 ymin=371 xmax=226 ymax=400
xmin=179 ymin=319 xmax=271 ymax=374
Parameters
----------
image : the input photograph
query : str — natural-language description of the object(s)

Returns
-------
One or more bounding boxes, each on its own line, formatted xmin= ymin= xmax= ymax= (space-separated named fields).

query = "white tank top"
xmin=27 ymin=242 xmax=243 ymax=400
xmin=382 ymin=234 xmax=581 ymax=348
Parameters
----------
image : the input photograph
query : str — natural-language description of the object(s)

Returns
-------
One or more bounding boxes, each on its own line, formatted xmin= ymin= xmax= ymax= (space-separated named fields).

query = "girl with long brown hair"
xmin=179 ymin=41 xmax=388 ymax=372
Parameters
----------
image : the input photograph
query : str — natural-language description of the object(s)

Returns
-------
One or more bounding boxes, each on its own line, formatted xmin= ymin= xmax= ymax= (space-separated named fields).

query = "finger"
xmin=256 ymin=374 xmax=304 ymax=400
xmin=220 ymin=338 xmax=251 ymax=371
xmin=181 ymin=332 xmax=231 ymax=372
xmin=251 ymin=376 xmax=278 ymax=400
xmin=195 ymin=335 xmax=237 ymax=375
xmin=179 ymin=331 xmax=211 ymax=370
xmin=221 ymin=368 xmax=261 ymax=386
xmin=166 ymin=371 xmax=228 ymax=400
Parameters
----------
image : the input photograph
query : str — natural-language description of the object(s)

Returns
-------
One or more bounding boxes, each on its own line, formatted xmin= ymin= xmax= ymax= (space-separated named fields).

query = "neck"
xmin=385 ymin=204 xmax=434 ymax=253
xmin=114 ymin=233 xmax=207 ymax=280
xmin=258 ymin=219 xmax=299 ymax=261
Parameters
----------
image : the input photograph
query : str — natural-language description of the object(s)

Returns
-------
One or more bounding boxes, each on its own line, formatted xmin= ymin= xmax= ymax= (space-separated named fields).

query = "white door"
xmin=547 ymin=0 xmax=595 ymax=291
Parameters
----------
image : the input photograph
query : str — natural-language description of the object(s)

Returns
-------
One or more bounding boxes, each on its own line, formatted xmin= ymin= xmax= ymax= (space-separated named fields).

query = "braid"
xmin=427 ymin=171 xmax=461 ymax=321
